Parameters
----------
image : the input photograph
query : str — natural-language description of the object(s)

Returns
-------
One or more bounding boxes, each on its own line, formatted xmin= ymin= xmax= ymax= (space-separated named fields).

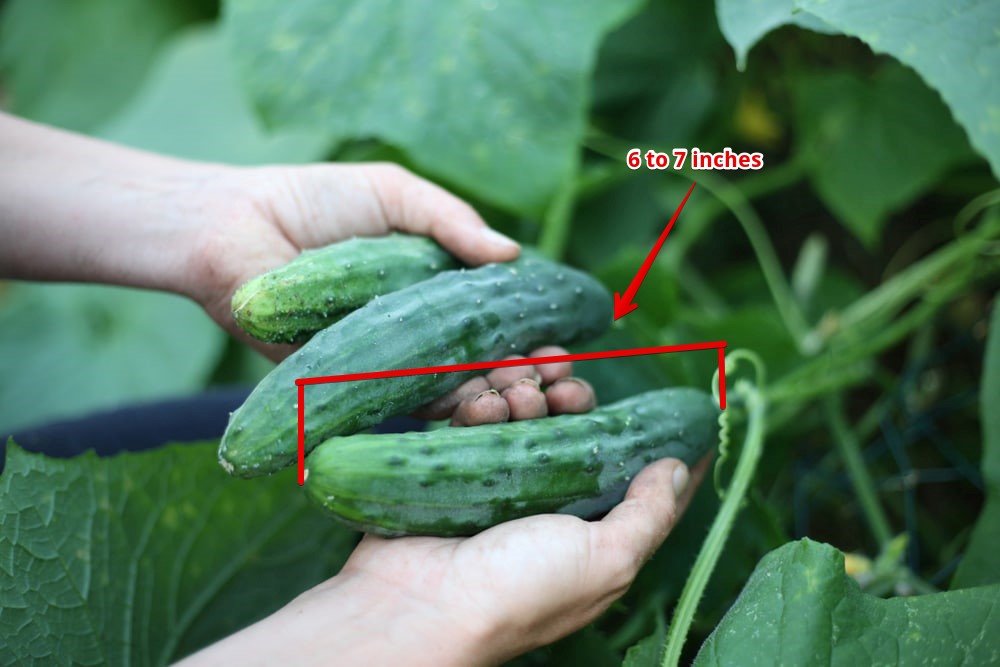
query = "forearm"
xmin=174 ymin=571 xmax=493 ymax=667
xmin=0 ymin=112 xmax=223 ymax=295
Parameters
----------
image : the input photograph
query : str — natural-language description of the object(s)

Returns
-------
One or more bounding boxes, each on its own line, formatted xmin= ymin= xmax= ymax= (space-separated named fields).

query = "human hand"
xmin=416 ymin=345 xmax=597 ymax=425
xmin=179 ymin=162 xmax=521 ymax=359
xmin=178 ymin=456 xmax=709 ymax=667
xmin=0 ymin=117 xmax=519 ymax=361
xmin=175 ymin=162 xmax=601 ymax=420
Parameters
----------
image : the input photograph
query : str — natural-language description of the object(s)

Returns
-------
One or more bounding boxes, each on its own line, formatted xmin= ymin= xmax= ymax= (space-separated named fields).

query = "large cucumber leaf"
xmin=0 ymin=0 xmax=212 ymax=132
xmin=793 ymin=65 xmax=974 ymax=247
xmin=0 ymin=440 xmax=357 ymax=665
xmin=796 ymin=0 xmax=1000 ymax=182
xmin=714 ymin=0 xmax=1000 ymax=182
xmin=222 ymin=0 xmax=644 ymax=216
xmin=714 ymin=0 xmax=834 ymax=69
xmin=693 ymin=538 xmax=1000 ymax=665
xmin=591 ymin=1 xmax=721 ymax=148
xmin=952 ymin=302 xmax=1000 ymax=588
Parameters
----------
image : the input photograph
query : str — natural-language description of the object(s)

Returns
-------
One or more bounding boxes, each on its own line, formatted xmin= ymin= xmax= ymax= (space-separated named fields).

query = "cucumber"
xmin=231 ymin=234 xmax=460 ymax=343
xmin=303 ymin=387 xmax=719 ymax=537
xmin=219 ymin=253 xmax=613 ymax=477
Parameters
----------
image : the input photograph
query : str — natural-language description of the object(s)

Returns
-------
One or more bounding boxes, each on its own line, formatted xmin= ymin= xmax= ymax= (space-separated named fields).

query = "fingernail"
xmin=672 ymin=464 xmax=690 ymax=496
xmin=480 ymin=227 xmax=519 ymax=249
xmin=552 ymin=377 xmax=593 ymax=391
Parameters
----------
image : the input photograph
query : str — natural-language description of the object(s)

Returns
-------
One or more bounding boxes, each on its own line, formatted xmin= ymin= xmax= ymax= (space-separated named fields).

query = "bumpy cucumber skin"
xmin=303 ymin=387 xmax=720 ymax=537
xmin=219 ymin=254 xmax=613 ymax=477
xmin=231 ymin=234 xmax=460 ymax=343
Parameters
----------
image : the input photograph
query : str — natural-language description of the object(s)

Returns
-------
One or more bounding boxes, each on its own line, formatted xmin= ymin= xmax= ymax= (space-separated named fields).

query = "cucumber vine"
xmin=659 ymin=350 xmax=768 ymax=667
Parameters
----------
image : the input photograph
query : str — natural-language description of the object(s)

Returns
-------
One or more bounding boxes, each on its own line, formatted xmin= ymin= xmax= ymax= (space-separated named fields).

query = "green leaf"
xmin=592 ymin=2 xmax=721 ymax=147
xmin=0 ymin=0 xmax=212 ymax=132
xmin=0 ymin=440 xmax=357 ymax=665
xmin=0 ymin=283 xmax=225 ymax=432
xmin=952 ymin=302 xmax=1000 ymax=588
xmin=714 ymin=0 xmax=834 ymax=70
xmin=595 ymin=247 xmax=680 ymax=329
xmin=796 ymin=0 xmax=1000 ymax=182
xmin=222 ymin=0 xmax=644 ymax=215
xmin=98 ymin=24 xmax=331 ymax=164
xmin=794 ymin=65 xmax=973 ymax=246
xmin=694 ymin=538 xmax=1000 ymax=665
xmin=622 ymin=623 xmax=665 ymax=667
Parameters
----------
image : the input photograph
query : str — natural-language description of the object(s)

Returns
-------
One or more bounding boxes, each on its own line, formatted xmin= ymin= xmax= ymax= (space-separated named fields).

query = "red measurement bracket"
xmin=295 ymin=341 xmax=728 ymax=485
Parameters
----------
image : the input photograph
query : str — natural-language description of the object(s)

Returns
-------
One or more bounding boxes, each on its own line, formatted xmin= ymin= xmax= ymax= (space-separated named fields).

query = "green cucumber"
xmin=303 ymin=387 xmax=720 ymax=537
xmin=231 ymin=234 xmax=460 ymax=343
xmin=219 ymin=253 xmax=613 ymax=477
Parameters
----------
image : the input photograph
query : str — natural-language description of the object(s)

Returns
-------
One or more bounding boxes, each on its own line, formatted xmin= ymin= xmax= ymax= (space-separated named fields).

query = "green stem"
xmin=537 ymin=170 xmax=578 ymax=261
xmin=765 ymin=360 xmax=872 ymax=406
xmin=832 ymin=209 xmax=1000 ymax=339
xmin=768 ymin=268 xmax=977 ymax=402
xmin=688 ymin=171 xmax=812 ymax=351
xmin=609 ymin=590 xmax=668 ymax=652
xmin=677 ymin=261 xmax=729 ymax=316
xmin=726 ymin=151 xmax=809 ymax=201
xmin=823 ymin=394 xmax=894 ymax=548
xmin=660 ymin=354 xmax=768 ymax=667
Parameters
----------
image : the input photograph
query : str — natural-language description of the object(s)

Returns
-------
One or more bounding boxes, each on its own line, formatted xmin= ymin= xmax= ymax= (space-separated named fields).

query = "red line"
xmin=297 ymin=383 xmax=305 ymax=485
xmin=717 ymin=346 xmax=727 ymax=410
xmin=621 ymin=181 xmax=696 ymax=304
xmin=295 ymin=341 xmax=727 ymax=386
xmin=296 ymin=341 xmax=727 ymax=485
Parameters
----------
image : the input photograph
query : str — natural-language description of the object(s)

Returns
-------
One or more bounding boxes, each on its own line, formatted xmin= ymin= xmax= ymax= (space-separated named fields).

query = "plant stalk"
xmin=823 ymin=394 xmax=894 ymax=548
xmin=537 ymin=170 xmax=577 ymax=261
xmin=660 ymin=374 xmax=767 ymax=667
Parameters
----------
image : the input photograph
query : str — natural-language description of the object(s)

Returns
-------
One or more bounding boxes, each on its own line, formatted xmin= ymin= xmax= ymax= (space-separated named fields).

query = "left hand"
xmin=179 ymin=162 xmax=521 ymax=359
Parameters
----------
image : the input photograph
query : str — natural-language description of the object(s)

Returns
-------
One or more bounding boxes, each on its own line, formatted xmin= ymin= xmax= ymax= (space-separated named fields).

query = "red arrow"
xmin=613 ymin=181 xmax=696 ymax=320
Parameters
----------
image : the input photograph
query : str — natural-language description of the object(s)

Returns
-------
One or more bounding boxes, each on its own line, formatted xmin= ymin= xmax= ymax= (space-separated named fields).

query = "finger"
xmin=486 ymin=355 xmax=539 ymax=390
xmin=362 ymin=163 xmax=520 ymax=265
xmin=529 ymin=346 xmax=572 ymax=385
xmin=545 ymin=378 xmax=596 ymax=415
xmin=451 ymin=389 xmax=510 ymax=426
xmin=413 ymin=376 xmax=491 ymax=420
xmin=501 ymin=379 xmax=548 ymax=421
xmin=592 ymin=458 xmax=689 ymax=576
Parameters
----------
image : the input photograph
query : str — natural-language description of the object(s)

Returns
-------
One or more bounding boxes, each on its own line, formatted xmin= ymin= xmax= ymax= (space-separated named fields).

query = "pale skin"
xmin=0 ymin=112 xmax=706 ymax=665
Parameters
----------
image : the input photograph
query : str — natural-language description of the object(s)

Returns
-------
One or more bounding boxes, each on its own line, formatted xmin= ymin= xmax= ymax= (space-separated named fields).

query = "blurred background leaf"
xmin=714 ymin=0 xmax=834 ymax=70
xmin=0 ymin=283 xmax=224 ymax=433
xmin=222 ymin=0 xmax=645 ymax=217
xmin=717 ymin=0 xmax=1000 ymax=182
xmin=98 ymin=24 xmax=330 ymax=164
xmin=951 ymin=301 xmax=1000 ymax=588
xmin=0 ymin=0 xmax=216 ymax=132
xmin=797 ymin=0 xmax=1000 ymax=182
xmin=590 ymin=1 xmax=721 ymax=147
xmin=793 ymin=64 xmax=975 ymax=247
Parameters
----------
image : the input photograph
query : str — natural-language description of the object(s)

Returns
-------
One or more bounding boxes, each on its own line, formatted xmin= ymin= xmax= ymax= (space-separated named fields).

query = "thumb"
xmin=361 ymin=163 xmax=521 ymax=265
